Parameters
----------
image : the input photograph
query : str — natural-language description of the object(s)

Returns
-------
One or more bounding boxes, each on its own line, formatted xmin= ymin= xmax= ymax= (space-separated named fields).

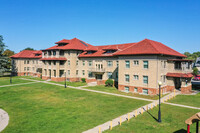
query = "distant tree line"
xmin=184 ymin=51 xmax=200 ymax=62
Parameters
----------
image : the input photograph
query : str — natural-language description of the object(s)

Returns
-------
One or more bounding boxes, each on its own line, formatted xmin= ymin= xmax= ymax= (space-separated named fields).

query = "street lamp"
xmin=158 ymin=81 xmax=162 ymax=123
xmin=10 ymin=71 xmax=12 ymax=84
xmin=64 ymin=72 xmax=67 ymax=88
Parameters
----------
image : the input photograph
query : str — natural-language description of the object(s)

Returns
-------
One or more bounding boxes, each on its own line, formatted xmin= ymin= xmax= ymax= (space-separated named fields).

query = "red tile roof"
xmin=114 ymin=39 xmax=186 ymax=57
xmin=11 ymin=50 xmax=42 ymax=59
xmin=45 ymin=38 xmax=92 ymax=51
xmin=40 ymin=57 xmax=67 ymax=61
xmin=166 ymin=73 xmax=193 ymax=78
xmin=79 ymin=43 xmax=134 ymax=58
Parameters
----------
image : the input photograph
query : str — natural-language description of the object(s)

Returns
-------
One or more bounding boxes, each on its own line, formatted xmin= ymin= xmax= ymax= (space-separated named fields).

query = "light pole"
xmin=64 ymin=72 xmax=67 ymax=88
xmin=158 ymin=81 xmax=162 ymax=123
xmin=10 ymin=72 xmax=12 ymax=84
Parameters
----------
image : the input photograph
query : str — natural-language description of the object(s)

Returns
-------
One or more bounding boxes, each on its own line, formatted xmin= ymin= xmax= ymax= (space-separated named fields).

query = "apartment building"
xmin=11 ymin=38 xmax=193 ymax=95
xmin=11 ymin=50 xmax=42 ymax=77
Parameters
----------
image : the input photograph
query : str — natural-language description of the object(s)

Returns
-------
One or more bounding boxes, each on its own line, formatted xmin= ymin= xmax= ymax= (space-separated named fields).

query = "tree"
xmin=3 ymin=49 xmax=15 ymax=57
xmin=184 ymin=51 xmax=200 ymax=62
xmin=22 ymin=47 xmax=35 ymax=51
xmin=0 ymin=35 xmax=10 ymax=74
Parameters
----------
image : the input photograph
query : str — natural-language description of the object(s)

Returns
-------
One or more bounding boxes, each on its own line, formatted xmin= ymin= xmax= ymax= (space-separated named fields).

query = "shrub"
xmin=193 ymin=67 xmax=199 ymax=76
xmin=105 ymin=79 xmax=113 ymax=87
xmin=81 ymin=78 xmax=86 ymax=83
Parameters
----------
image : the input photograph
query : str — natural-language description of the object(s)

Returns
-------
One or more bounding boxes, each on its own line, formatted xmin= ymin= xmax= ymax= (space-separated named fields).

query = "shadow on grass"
xmin=146 ymin=110 xmax=159 ymax=122
xmin=173 ymin=129 xmax=187 ymax=133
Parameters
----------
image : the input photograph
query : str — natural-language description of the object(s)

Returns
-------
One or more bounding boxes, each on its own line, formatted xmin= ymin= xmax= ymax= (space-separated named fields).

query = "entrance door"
xmin=174 ymin=77 xmax=181 ymax=90
xmin=95 ymin=74 xmax=102 ymax=80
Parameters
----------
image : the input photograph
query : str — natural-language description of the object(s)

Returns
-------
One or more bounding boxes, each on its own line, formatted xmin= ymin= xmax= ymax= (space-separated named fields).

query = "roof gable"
xmin=114 ymin=39 xmax=186 ymax=57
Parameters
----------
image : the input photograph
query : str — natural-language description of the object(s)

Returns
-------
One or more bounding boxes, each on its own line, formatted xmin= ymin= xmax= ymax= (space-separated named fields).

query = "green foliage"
xmin=193 ymin=67 xmax=199 ymax=76
xmin=184 ymin=51 xmax=200 ymax=61
xmin=105 ymin=79 xmax=113 ymax=87
xmin=22 ymin=47 xmax=35 ymax=51
xmin=0 ymin=35 xmax=10 ymax=74
xmin=81 ymin=78 xmax=86 ymax=83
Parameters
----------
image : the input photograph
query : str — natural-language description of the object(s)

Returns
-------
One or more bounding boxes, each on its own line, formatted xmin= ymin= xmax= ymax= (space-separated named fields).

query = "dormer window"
xmin=35 ymin=54 xmax=40 ymax=56
xmin=58 ymin=43 xmax=68 ymax=46
xmin=87 ymin=51 xmax=96 ymax=54
xmin=104 ymin=50 xmax=116 ymax=54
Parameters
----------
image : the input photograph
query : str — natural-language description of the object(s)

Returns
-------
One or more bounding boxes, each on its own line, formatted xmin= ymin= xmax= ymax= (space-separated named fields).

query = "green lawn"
xmin=105 ymin=104 xmax=199 ymax=133
xmin=168 ymin=93 xmax=200 ymax=108
xmin=0 ymin=76 xmax=33 ymax=86
xmin=85 ymin=85 xmax=165 ymax=100
xmin=0 ymin=82 xmax=149 ymax=133
xmin=50 ymin=80 xmax=87 ymax=87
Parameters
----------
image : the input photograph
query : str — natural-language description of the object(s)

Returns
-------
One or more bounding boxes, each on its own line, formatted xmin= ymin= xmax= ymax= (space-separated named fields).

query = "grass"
xmin=85 ymin=85 xmax=165 ymax=100
xmin=168 ymin=93 xmax=200 ymax=108
xmin=50 ymin=80 xmax=87 ymax=87
xmin=105 ymin=104 xmax=199 ymax=133
xmin=0 ymin=82 xmax=149 ymax=133
xmin=0 ymin=76 xmax=33 ymax=86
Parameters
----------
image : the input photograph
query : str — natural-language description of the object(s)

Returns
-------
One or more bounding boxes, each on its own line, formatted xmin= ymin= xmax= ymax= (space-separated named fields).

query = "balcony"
xmin=89 ymin=68 xmax=105 ymax=73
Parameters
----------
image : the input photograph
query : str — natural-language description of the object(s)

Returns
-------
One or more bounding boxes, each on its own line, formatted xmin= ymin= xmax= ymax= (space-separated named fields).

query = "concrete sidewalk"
xmin=0 ymin=109 xmax=9 ymax=132
xmin=0 ymin=81 xmax=38 ymax=88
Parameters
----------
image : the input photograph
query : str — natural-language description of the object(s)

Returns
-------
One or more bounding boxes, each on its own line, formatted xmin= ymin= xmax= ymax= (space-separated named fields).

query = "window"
xmin=174 ymin=62 xmax=181 ymax=69
xmin=68 ymin=70 xmax=70 ymax=75
xmin=53 ymin=51 xmax=56 ymax=56
xmin=24 ymin=67 xmax=26 ymax=71
xmin=134 ymin=75 xmax=139 ymax=80
xmin=116 ymin=72 xmax=118 ymax=79
xmin=125 ymin=74 xmax=130 ymax=82
xmin=32 ymin=67 xmax=34 ymax=71
xmin=125 ymin=61 xmax=130 ymax=68
xmin=60 ymin=50 xmax=64 ymax=56
xmin=44 ymin=61 xmax=46 ymax=65
xmin=143 ymin=89 xmax=148 ymax=94
xmin=107 ymin=72 xmax=112 ymax=79
xmin=116 ymin=61 xmax=119 ymax=67
xmin=53 ymin=61 xmax=56 ymax=65
xmin=82 ymin=60 xmax=85 ymax=66
xmin=49 ymin=61 xmax=51 ymax=65
xmin=134 ymin=88 xmax=138 ymax=92
xmin=59 ymin=70 xmax=64 ymax=77
xmin=134 ymin=60 xmax=139 ymax=65
xmin=143 ymin=76 xmax=148 ymax=84
xmin=88 ymin=71 xmax=93 ymax=78
xmin=124 ymin=86 xmax=129 ymax=92
xmin=27 ymin=60 xmax=29 ymax=64
xmin=54 ymin=70 xmax=56 ymax=77
xmin=76 ymin=60 xmax=79 ymax=66
xmin=88 ymin=61 xmax=92 ymax=66
xmin=33 ymin=60 xmax=35 ymax=64
xmin=68 ymin=51 xmax=70 ymax=55
xmin=77 ymin=51 xmax=79 ymax=55
xmin=48 ymin=51 xmax=52 ymax=56
xmin=107 ymin=61 xmax=113 ymax=67
xmin=68 ymin=60 xmax=70 ymax=66
xmin=36 ymin=60 xmax=38 ymax=64
xmin=82 ymin=70 xmax=85 ymax=76
xmin=143 ymin=61 xmax=148 ymax=69
xmin=27 ymin=67 xmax=30 ymax=71
xmin=162 ymin=75 xmax=166 ymax=83
xmin=24 ymin=60 xmax=26 ymax=64
xmin=76 ymin=70 xmax=78 ymax=75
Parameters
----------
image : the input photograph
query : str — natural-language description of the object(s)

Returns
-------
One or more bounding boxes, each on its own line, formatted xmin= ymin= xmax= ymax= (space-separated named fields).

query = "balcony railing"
xmin=89 ymin=68 xmax=105 ymax=73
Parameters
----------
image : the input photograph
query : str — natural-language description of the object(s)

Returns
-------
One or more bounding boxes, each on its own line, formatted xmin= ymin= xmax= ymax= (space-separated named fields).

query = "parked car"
xmin=193 ymin=75 xmax=200 ymax=80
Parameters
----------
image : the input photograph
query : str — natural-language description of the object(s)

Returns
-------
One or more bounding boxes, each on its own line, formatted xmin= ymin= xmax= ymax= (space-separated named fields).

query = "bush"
xmin=81 ymin=78 xmax=86 ymax=83
xmin=193 ymin=67 xmax=199 ymax=76
xmin=105 ymin=79 xmax=113 ymax=87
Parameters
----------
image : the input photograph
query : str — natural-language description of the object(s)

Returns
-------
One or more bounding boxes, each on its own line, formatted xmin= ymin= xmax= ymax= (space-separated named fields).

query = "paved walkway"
xmin=0 ymin=81 xmax=38 ymax=88
xmin=164 ymin=102 xmax=200 ymax=110
xmin=0 ymin=109 xmax=9 ymax=132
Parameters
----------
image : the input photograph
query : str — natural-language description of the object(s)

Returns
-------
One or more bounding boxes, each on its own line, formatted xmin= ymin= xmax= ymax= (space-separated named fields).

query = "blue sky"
xmin=0 ymin=0 xmax=199 ymax=53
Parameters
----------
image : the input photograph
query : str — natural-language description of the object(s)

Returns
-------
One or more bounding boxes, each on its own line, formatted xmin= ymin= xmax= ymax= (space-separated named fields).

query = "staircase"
xmin=87 ymin=82 xmax=97 ymax=86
